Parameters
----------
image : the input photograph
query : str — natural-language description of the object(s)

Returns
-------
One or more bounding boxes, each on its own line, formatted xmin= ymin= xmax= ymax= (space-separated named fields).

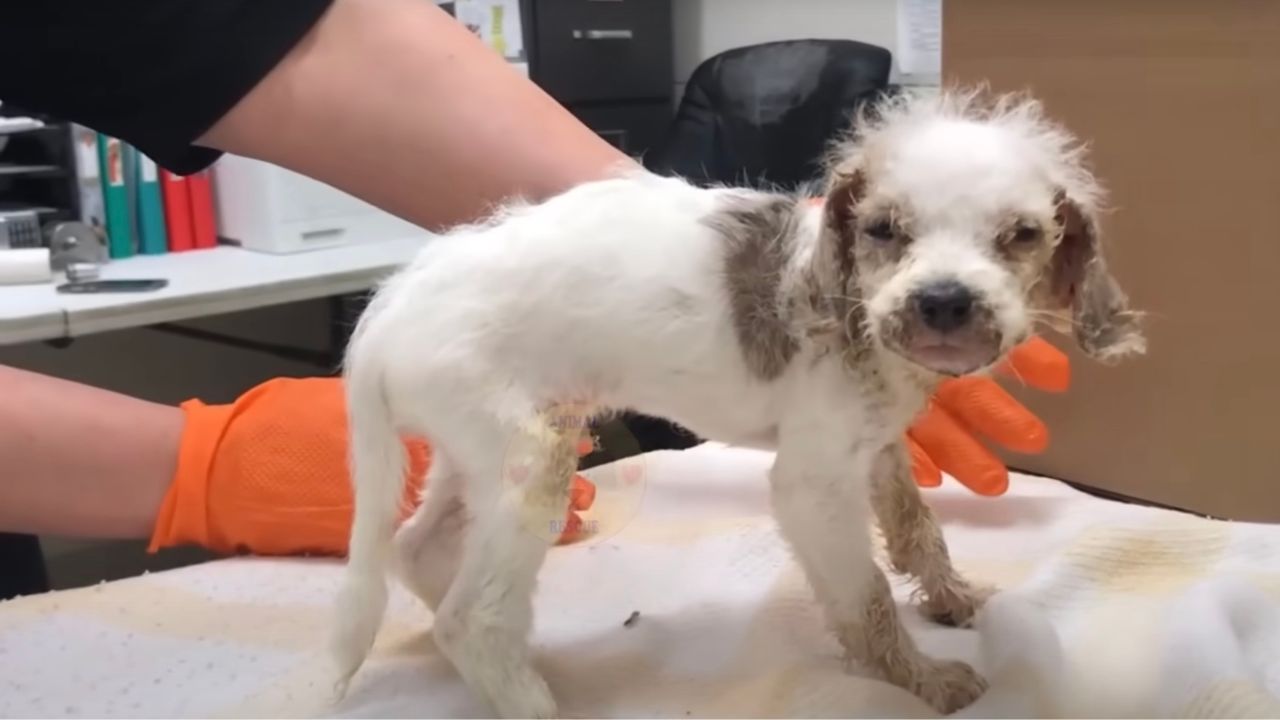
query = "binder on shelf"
xmin=161 ymin=169 xmax=195 ymax=252
xmin=96 ymin=134 xmax=134 ymax=259
xmin=187 ymin=168 xmax=217 ymax=249
xmin=135 ymin=153 xmax=168 ymax=255
xmin=70 ymin=125 xmax=105 ymax=234
xmin=122 ymin=143 xmax=141 ymax=253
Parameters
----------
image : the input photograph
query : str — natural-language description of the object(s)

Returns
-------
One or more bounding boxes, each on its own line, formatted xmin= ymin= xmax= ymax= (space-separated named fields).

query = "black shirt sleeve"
xmin=0 ymin=1 xmax=334 ymax=175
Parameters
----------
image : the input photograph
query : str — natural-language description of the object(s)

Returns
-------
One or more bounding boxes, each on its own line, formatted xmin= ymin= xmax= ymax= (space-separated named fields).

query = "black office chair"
xmin=645 ymin=38 xmax=894 ymax=190
xmin=584 ymin=39 xmax=894 ymax=467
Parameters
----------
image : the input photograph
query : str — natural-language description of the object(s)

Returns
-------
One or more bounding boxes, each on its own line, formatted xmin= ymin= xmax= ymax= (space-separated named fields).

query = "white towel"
xmin=2 ymin=444 xmax=1278 ymax=718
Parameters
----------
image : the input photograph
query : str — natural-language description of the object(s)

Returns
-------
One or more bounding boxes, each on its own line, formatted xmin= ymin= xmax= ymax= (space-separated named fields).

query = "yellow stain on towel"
xmin=1177 ymin=677 xmax=1280 ymax=719
xmin=591 ymin=513 xmax=776 ymax=546
xmin=1059 ymin=515 xmax=1231 ymax=596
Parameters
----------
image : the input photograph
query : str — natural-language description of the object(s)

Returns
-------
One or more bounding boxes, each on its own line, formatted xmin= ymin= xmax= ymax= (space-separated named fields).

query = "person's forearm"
xmin=200 ymin=0 xmax=634 ymax=231
xmin=0 ymin=365 xmax=180 ymax=538
xmin=0 ymin=0 xmax=626 ymax=542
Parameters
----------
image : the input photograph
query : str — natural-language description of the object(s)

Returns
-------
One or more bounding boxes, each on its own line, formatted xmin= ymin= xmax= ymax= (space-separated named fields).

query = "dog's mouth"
xmin=881 ymin=324 xmax=1004 ymax=377
xmin=875 ymin=293 xmax=1009 ymax=376
xmin=900 ymin=338 xmax=1000 ymax=376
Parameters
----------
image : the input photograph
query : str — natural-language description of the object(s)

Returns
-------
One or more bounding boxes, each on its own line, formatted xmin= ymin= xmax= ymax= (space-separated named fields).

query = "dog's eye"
xmin=1011 ymin=224 xmax=1041 ymax=244
xmin=864 ymin=220 xmax=896 ymax=242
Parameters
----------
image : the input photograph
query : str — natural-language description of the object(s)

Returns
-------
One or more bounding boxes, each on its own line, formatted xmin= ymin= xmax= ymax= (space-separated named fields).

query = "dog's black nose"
xmin=914 ymin=281 xmax=975 ymax=333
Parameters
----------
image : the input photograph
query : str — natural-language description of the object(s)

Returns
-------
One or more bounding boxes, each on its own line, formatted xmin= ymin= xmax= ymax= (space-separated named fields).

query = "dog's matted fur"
xmin=330 ymin=87 xmax=1145 ymax=716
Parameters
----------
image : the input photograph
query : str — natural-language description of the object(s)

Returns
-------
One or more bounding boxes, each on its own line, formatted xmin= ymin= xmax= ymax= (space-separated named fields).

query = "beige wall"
xmin=944 ymin=0 xmax=1280 ymax=522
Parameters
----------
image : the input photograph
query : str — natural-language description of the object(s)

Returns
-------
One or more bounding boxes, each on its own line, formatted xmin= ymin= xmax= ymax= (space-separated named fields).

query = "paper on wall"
xmin=896 ymin=0 xmax=942 ymax=79
xmin=449 ymin=0 xmax=525 ymax=62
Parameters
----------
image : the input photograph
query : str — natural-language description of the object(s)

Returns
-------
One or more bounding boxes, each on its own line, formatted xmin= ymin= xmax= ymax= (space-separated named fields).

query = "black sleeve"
xmin=0 ymin=1 xmax=334 ymax=175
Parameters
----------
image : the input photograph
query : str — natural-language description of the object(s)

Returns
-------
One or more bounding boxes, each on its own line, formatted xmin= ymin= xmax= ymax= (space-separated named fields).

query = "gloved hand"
xmin=148 ymin=377 xmax=596 ymax=557
xmin=149 ymin=337 xmax=1065 ymax=557
xmin=906 ymin=336 xmax=1070 ymax=495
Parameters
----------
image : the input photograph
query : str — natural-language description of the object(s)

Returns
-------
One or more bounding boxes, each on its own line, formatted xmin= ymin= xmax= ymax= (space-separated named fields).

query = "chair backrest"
xmin=645 ymin=39 xmax=893 ymax=191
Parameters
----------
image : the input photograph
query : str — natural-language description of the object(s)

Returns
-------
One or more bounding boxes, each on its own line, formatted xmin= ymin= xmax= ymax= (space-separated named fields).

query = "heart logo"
xmin=507 ymin=464 xmax=530 ymax=485
xmin=497 ymin=405 xmax=647 ymax=544
xmin=621 ymin=462 xmax=644 ymax=486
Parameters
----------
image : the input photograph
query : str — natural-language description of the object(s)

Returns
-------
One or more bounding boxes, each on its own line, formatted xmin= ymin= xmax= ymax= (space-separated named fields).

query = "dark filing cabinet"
xmin=522 ymin=0 xmax=674 ymax=158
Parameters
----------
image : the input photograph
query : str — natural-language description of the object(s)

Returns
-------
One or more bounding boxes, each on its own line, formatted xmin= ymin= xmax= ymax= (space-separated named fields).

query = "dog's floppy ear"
xmin=820 ymin=163 xmax=866 ymax=288
xmin=1049 ymin=191 xmax=1146 ymax=362
xmin=825 ymin=164 xmax=864 ymax=236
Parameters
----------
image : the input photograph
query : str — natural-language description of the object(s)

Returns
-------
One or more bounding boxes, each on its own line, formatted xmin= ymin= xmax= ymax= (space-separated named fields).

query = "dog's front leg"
xmin=871 ymin=441 xmax=994 ymax=627
xmin=769 ymin=433 xmax=986 ymax=714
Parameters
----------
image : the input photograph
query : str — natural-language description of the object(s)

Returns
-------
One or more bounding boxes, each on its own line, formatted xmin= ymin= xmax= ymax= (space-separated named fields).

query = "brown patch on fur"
xmin=1051 ymin=193 xmax=1146 ymax=361
xmin=824 ymin=170 xmax=865 ymax=287
xmin=870 ymin=443 xmax=993 ymax=626
xmin=709 ymin=194 xmax=802 ymax=381
xmin=813 ymin=169 xmax=877 ymax=364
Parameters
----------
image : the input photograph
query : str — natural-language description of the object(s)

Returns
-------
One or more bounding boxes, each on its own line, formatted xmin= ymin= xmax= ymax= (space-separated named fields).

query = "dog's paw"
xmin=919 ymin=581 xmax=995 ymax=628
xmin=911 ymin=658 xmax=987 ymax=714
xmin=487 ymin=667 xmax=558 ymax=719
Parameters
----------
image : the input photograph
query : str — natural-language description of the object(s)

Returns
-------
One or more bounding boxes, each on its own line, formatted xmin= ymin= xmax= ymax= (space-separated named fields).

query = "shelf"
xmin=0 ymin=204 xmax=57 ymax=214
xmin=0 ymin=164 xmax=63 ymax=176
xmin=0 ymin=119 xmax=48 ymax=135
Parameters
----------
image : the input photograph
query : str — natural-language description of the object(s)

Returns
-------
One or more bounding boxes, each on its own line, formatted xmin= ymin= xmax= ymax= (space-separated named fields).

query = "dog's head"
xmin=818 ymin=88 xmax=1145 ymax=376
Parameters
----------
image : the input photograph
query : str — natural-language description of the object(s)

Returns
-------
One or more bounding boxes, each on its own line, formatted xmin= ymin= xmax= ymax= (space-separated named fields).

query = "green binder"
xmin=134 ymin=151 xmax=168 ymax=255
xmin=96 ymin=133 xmax=134 ymax=259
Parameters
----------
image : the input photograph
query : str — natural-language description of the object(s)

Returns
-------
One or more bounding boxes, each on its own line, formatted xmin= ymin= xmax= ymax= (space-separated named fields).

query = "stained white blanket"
xmin=2 ymin=444 xmax=1279 ymax=718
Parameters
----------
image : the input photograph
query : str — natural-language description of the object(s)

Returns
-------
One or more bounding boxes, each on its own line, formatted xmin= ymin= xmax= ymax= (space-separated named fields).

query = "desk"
xmin=0 ymin=236 xmax=430 ymax=346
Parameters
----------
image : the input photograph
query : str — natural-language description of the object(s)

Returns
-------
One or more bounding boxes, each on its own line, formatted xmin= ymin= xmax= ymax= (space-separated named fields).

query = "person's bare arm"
xmin=3 ymin=0 xmax=633 ymax=539
xmin=200 ymin=0 xmax=634 ymax=230
xmin=0 ymin=365 xmax=180 ymax=538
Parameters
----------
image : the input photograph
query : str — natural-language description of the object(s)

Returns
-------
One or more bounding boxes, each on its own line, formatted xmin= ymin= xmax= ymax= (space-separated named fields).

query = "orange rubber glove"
xmin=906 ymin=336 xmax=1071 ymax=496
xmin=149 ymin=340 xmax=1064 ymax=557
xmin=148 ymin=377 xmax=596 ymax=557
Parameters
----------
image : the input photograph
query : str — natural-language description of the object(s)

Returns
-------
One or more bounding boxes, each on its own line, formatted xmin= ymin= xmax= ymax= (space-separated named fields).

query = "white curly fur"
xmin=329 ymin=87 xmax=1143 ymax=717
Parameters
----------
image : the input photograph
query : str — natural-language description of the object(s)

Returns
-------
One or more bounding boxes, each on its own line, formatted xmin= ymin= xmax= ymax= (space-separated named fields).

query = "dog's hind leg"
xmin=428 ymin=402 xmax=582 ymax=719
xmin=393 ymin=450 xmax=467 ymax=613
xmin=870 ymin=441 xmax=993 ymax=628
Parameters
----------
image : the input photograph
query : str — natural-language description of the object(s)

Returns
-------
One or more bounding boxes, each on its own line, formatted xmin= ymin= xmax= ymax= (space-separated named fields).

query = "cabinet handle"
xmin=572 ymin=29 xmax=634 ymax=40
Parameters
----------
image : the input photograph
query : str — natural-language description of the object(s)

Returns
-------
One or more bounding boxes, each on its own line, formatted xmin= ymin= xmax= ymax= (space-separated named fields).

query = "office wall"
xmin=672 ymin=0 xmax=904 ymax=88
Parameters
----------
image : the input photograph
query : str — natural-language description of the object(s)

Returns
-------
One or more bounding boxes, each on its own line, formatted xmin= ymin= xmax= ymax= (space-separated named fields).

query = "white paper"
xmin=452 ymin=0 xmax=525 ymax=61
xmin=72 ymin=125 xmax=99 ymax=181
xmin=0 ymin=247 xmax=52 ymax=285
xmin=140 ymin=155 xmax=158 ymax=183
xmin=896 ymin=0 xmax=942 ymax=78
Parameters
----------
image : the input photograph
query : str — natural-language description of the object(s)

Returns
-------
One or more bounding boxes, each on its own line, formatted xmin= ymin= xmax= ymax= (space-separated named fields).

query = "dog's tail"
xmin=330 ymin=325 xmax=406 ymax=694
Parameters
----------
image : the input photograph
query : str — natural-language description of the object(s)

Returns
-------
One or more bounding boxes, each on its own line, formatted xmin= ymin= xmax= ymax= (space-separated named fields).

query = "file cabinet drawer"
xmin=532 ymin=0 xmax=673 ymax=103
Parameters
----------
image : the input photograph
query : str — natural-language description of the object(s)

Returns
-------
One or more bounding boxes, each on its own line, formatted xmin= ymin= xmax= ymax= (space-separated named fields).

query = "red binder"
xmin=160 ymin=170 xmax=195 ymax=252
xmin=187 ymin=169 xmax=217 ymax=249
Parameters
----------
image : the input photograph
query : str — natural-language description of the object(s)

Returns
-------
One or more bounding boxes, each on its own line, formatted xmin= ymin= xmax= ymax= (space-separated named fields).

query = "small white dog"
xmin=330 ymin=88 xmax=1145 ymax=716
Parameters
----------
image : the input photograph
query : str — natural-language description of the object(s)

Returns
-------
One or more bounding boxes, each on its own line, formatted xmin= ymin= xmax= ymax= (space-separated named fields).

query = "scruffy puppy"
xmin=329 ymin=88 xmax=1144 ymax=716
